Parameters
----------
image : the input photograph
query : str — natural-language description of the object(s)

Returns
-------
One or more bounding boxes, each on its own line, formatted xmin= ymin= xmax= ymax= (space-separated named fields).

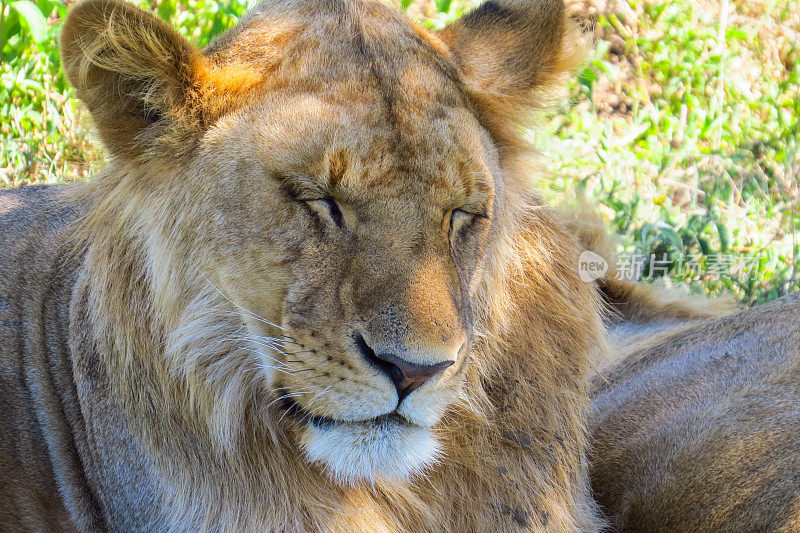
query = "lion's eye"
xmin=308 ymin=198 xmax=344 ymax=229
xmin=449 ymin=209 xmax=472 ymax=236
xmin=449 ymin=208 xmax=486 ymax=238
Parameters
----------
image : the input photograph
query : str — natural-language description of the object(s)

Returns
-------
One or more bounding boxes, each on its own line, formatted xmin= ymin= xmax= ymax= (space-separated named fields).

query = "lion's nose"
xmin=355 ymin=333 xmax=455 ymax=401
xmin=372 ymin=351 xmax=455 ymax=401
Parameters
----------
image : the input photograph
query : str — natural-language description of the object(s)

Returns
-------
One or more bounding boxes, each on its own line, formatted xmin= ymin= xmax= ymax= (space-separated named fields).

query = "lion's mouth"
xmin=280 ymin=397 xmax=338 ymax=429
xmin=280 ymin=397 xmax=409 ymax=430
xmin=280 ymin=396 xmax=440 ymax=483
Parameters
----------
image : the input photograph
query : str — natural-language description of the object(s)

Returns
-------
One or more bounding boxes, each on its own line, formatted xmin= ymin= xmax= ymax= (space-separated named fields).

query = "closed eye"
xmin=280 ymin=177 xmax=345 ymax=230
xmin=308 ymin=197 xmax=344 ymax=229
xmin=449 ymin=208 xmax=486 ymax=237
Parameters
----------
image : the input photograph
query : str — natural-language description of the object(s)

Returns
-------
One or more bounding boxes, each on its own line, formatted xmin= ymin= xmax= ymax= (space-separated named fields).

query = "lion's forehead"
xmin=204 ymin=0 xmax=494 ymax=208
xmin=206 ymin=0 xmax=466 ymax=117
xmin=217 ymin=91 xmax=491 ymax=208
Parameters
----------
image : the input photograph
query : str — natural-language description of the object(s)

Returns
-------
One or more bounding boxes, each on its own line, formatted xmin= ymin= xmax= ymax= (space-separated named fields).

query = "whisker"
xmin=236 ymin=336 xmax=318 ymax=358
xmin=253 ymin=363 xmax=294 ymax=376
xmin=246 ymin=339 xmax=290 ymax=353
xmin=198 ymin=272 xmax=286 ymax=330
xmin=240 ymin=347 xmax=293 ymax=366
xmin=303 ymin=385 xmax=334 ymax=412
xmin=266 ymin=390 xmax=320 ymax=409
xmin=420 ymin=471 xmax=441 ymax=495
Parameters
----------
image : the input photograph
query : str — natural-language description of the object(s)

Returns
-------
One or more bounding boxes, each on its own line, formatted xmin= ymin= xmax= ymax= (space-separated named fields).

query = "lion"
xmin=0 ymin=0 xmax=607 ymax=530
xmin=565 ymin=213 xmax=800 ymax=532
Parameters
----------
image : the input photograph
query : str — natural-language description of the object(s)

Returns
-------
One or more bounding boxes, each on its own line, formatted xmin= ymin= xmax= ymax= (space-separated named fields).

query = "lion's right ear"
xmin=61 ymin=0 xmax=251 ymax=159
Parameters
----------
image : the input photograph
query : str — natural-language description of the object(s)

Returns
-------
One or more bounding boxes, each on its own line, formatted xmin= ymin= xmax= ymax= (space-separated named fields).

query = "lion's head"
xmin=61 ymin=0 xmax=583 ymax=487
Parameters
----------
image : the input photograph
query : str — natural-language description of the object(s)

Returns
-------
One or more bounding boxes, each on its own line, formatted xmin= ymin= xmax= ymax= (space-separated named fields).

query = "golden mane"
xmin=50 ymin=0 xmax=605 ymax=530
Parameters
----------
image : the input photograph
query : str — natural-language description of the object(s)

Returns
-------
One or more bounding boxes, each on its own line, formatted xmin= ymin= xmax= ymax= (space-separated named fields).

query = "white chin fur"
xmin=303 ymin=418 xmax=441 ymax=485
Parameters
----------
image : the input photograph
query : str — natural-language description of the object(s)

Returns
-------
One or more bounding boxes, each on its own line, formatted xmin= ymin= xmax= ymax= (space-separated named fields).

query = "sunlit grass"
xmin=543 ymin=0 xmax=798 ymax=303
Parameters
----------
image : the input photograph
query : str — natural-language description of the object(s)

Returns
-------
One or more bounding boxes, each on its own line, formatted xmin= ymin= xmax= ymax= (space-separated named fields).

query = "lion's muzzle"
xmin=353 ymin=332 xmax=455 ymax=401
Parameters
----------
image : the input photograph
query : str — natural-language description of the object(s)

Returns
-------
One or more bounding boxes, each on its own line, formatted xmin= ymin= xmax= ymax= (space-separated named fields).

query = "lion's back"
xmin=0 ymin=185 xmax=84 ymax=531
xmin=590 ymin=293 xmax=800 ymax=531
xmin=0 ymin=185 xmax=174 ymax=531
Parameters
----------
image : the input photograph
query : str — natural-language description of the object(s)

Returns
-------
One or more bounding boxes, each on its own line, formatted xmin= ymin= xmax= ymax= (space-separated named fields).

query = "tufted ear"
xmin=60 ymin=0 xmax=258 ymax=159
xmin=439 ymin=0 xmax=576 ymax=97
xmin=438 ymin=0 xmax=584 ymax=145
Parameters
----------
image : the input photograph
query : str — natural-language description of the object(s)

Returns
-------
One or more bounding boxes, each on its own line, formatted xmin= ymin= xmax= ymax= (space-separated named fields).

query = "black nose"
xmin=355 ymin=334 xmax=455 ymax=401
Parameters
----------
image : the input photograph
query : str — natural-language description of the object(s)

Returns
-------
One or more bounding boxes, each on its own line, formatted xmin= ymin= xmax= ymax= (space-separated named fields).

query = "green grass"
xmin=1 ymin=0 xmax=798 ymax=304
xmin=545 ymin=0 xmax=799 ymax=304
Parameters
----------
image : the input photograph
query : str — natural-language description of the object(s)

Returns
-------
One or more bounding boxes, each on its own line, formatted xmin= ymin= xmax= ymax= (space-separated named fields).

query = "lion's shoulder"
xmin=0 ymin=185 xmax=84 ymax=530
xmin=0 ymin=184 xmax=78 ymax=247
xmin=0 ymin=184 xmax=165 ymax=530
xmin=590 ymin=293 xmax=800 ymax=530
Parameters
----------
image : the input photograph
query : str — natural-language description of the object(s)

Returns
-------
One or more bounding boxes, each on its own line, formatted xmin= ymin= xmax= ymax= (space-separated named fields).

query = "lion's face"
xmin=196 ymin=79 xmax=496 ymax=483
xmin=62 ymin=0 xmax=570 ymax=484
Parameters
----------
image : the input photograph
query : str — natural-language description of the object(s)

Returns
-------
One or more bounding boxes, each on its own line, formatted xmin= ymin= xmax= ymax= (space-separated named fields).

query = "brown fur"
xmin=1 ymin=0 xmax=606 ymax=530
xmin=567 ymin=210 xmax=800 ymax=531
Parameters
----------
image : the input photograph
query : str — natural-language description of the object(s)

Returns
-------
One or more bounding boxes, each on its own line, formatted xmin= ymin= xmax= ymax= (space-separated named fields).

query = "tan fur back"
xmin=591 ymin=294 xmax=800 ymax=531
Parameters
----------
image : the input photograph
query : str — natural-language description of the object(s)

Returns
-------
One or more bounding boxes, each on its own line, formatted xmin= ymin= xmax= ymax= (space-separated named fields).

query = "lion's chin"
xmin=302 ymin=414 xmax=441 ymax=486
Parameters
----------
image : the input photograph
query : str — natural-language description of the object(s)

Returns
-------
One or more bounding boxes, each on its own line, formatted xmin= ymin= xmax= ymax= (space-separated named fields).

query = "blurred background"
xmin=1 ymin=0 xmax=797 ymax=303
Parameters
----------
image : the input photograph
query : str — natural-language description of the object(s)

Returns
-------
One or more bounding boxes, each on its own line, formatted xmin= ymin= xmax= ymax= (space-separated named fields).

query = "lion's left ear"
xmin=438 ymin=0 xmax=583 ymax=114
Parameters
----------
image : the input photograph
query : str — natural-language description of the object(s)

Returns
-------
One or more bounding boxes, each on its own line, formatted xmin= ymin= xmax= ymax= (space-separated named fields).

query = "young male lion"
xmin=565 ymin=215 xmax=800 ymax=532
xmin=0 ymin=0 xmax=607 ymax=530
